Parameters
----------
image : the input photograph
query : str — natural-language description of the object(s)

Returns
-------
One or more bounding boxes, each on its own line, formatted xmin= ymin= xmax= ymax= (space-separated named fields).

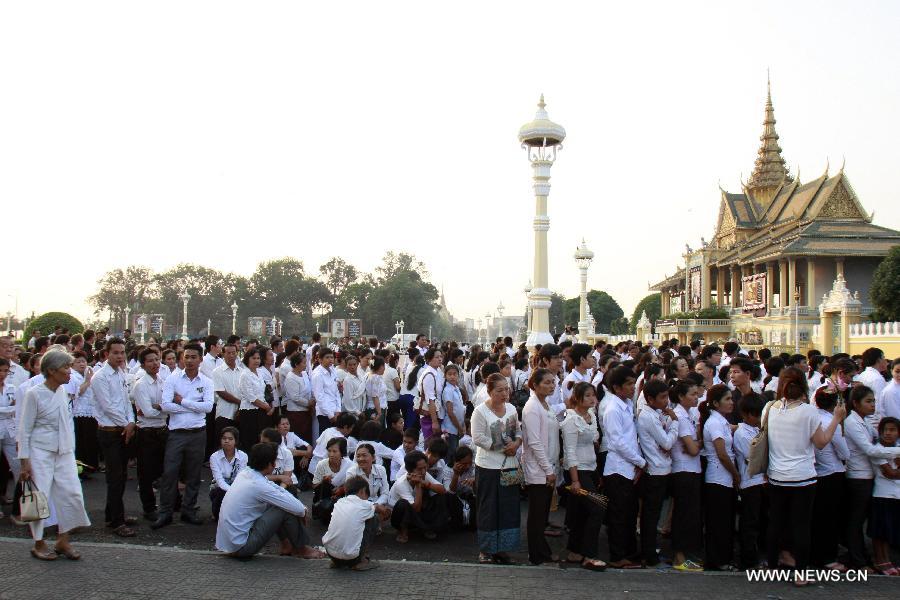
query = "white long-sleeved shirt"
xmin=238 ymin=368 xmax=266 ymax=411
xmin=65 ymin=368 xmax=95 ymax=418
xmin=17 ymin=384 xmax=75 ymax=458
xmin=200 ymin=353 xmax=222 ymax=381
xmin=337 ymin=370 xmax=366 ymax=416
xmin=702 ymin=410 xmax=735 ymax=487
xmin=561 ymin=409 xmax=599 ymax=471
xmin=602 ymin=395 xmax=646 ymax=480
xmin=160 ymin=371 xmax=214 ymax=430
xmin=733 ymin=423 xmax=766 ymax=489
xmin=856 ymin=366 xmax=887 ymax=399
xmin=813 ymin=408 xmax=849 ymax=477
xmin=215 ymin=468 xmax=306 ymax=552
xmin=0 ymin=381 xmax=18 ymax=440
xmin=209 ymin=448 xmax=248 ymax=491
xmin=91 ymin=363 xmax=134 ymax=427
xmin=312 ymin=365 xmax=340 ymax=419
xmin=213 ymin=363 xmax=242 ymax=421
xmin=876 ymin=379 xmax=900 ymax=420
xmin=345 ymin=463 xmax=390 ymax=505
xmin=637 ymin=407 xmax=677 ymax=476
xmin=671 ymin=403 xmax=701 ymax=474
xmin=283 ymin=370 xmax=312 ymax=412
xmin=131 ymin=374 xmax=167 ymax=429
xmin=843 ymin=410 xmax=900 ymax=479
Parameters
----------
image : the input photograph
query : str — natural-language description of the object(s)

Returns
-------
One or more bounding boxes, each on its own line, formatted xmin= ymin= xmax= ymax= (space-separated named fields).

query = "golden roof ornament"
xmin=747 ymin=74 xmax=793 ymax=200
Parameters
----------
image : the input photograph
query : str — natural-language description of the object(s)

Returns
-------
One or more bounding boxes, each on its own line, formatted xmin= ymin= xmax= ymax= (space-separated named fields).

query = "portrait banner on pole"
xmin=741 ymin=273 xmax=766 ymax=312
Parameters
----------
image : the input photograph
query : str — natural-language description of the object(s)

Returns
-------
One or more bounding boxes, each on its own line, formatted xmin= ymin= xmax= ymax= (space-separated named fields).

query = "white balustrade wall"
xmin=849 ymin=321 xmax=900 ymax=337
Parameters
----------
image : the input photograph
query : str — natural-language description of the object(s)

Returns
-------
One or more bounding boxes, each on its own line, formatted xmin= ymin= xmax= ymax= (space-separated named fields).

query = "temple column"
xmin=766 ymin=262 xmax=775 ymax=310
xmin=730 ymin=266 xmax=741 ymax=308
xmin=835 ymin=258 xmax=845 ymax=278
xmin=819 ymin=312 xmax=833 ymax=354
xmin=787 ymin=258 xmax=797 ymax=307
xmin=716 ymin=268 xmax=725 ymax=308
xmin=701 ymin=263 xmax=711 ymax=309
xmin=660 ymin=289 xmax=668 ymax=317
xmin=779 ymin=260 xmax=788 ymax=308
xmin=806 ymin=258 xmax=816 ymax=307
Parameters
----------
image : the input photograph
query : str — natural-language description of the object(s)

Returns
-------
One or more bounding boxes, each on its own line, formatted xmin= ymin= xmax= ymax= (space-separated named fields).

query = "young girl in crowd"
xmin=441 ymin=364 xmax=465 ymax=462
xmin=364 ymin=357 xmax=386 ymax=424
xmin=669 ymin=379 xmax=703 ymax=571
xmin=733 ymin=393 xmax=767 ymax=571
xmin=869 ymin=417 xmax=900 ymax=576
xmin=312 ymin=437 xmax=353 ymax=523
xmin=338 ymin=354 xmax=366 ymax=418
xmin=209 ymin=427 xmax=247 ymax=521
xmin=700 ymin=384 xmax=740 ymax=571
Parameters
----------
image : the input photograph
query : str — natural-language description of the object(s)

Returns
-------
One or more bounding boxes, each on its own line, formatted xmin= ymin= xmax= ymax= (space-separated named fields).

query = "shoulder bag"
xmin=747 ymin=400 xmax=776 ymax=477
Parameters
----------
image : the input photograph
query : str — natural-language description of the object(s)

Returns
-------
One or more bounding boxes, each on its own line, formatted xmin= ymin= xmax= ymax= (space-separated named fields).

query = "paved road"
xmin=0 ymin=538 xmax=896 ymax=600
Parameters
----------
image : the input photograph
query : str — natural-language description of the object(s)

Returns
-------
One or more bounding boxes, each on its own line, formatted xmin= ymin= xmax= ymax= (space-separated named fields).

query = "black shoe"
xmin=150 ymin=514 xmax=172 ymax=530
xmin=143 ymin=511 xmax=159 ymax=522
xmin=180 ymin=512 xmax=203 ymax=525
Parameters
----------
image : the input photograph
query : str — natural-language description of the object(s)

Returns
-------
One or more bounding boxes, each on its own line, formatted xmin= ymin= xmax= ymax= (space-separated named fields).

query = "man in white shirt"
xmin=152 ymin=342 xmax=214 ymax=530
xmin=131 ymin=347 xmax=168 ymax=521
xmin=415 ymin=334 xmax=429 ymax=357
xmin=856 ymin=347 xmax=888 ymax=399
xmin=306 ymin=333 xmax=321 ymax=377
xmin=201 ymin=335 xmax=224 ymax=457
xmin=388 ymin=450 xmax=448 ymax=543
xmin=0 ymin=336 xmax=29 ymax=389
xmin=323 ymin=475 xmax=390 ymax=570
xmin=216 ymin=442 xmax=324 ymax=559
xmin=562 ymin=343 xmax=594 ymax=404
xmin=602 ymin=366 xmax=646 ymax=568
xmin=312 ymin=349 xmax=341 ymax=434
xmin=213 ymin=343 xmax=242 ymax=438
xmin=90 ymin=337 xmax=137 ymax=537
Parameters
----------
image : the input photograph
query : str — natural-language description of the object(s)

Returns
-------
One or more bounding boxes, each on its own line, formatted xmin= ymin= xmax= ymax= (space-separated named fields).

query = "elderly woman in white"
xmin=18 ymin=349 xmax=90 ymax=560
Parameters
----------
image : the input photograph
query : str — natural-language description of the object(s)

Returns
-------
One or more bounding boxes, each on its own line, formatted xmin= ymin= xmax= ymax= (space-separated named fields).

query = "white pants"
xmin=0 ymin=433 xmax=20 ymax=483
xmin=26 ymin=447 xmax=90 ymax=541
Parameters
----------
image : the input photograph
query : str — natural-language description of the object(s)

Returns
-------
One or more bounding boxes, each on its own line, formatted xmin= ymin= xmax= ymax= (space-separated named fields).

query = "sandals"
xmin=565 ymin=552 xmax=584 ymax=564
xmin=582 ymin=558 xmax=607 ymax=572
xmin=478 ymin=552 xmax=494 ymax=564
xmin=352 ymin=558 xmax=380 ymax=571
xmin=874 ymin=563 xmax=900 ymax=576
xmin=30 ymin=547 xmax=57 ymax=561
xmin=54 ymin=546 xmax=82 ymax=561
xmin=112 ymin=524 xmax=137 ymax=538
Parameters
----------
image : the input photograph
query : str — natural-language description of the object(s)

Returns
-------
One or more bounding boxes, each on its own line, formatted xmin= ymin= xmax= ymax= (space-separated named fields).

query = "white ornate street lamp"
xmin=179 ymin=292 xmax=191 ymax=340
xmin=574 ymin=239 xmax=594 ymax=340
xmin=124 ymin=305 xmax=131 ymax=334
xmin=794 ymin=285 xmax=801 ymax=354
xmin=519 ymin=95 xmax=566 ymax=349
xmin=496 ymin=302 xmax=505 ymax=338
xmin=523 ymin=280 xmax=532 ymax=339
xmin=231 ymin=302 xmax=238 ymax=335
xmin=207 ymin=318 xmax=212 ymax=336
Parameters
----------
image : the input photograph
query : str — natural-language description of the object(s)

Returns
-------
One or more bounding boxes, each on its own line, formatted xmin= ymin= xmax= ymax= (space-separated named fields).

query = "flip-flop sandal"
xmin=478 ymin=553 xmax=494 ymax=564
xmin=582 ymin=559 xmax=607 ymax=572
xmin=566 ymin=554 xmax=584 ymax=564
xmin=352 ymin=559 xmax=380 ymax=571
xmin=54 ymin=547 xmax=82 ymax=561
xmin=30 ymin=548 xmax=57 ymax=561
xmin=543 ymin=529 xmax=563 ymax=537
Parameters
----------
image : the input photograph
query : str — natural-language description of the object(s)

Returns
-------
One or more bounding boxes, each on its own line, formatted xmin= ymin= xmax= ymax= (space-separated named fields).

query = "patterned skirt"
xmin=475 ymin=465 xmax=521 ymax=554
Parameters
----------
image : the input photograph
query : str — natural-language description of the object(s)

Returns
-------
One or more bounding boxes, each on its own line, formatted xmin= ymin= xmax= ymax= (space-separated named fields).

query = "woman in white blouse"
xmin=843 ymin=383 xmax=900 ymax=571
xmin=337 ymin=354 xmax=366 ymax=418
xmin=238 ymin=348 xmax=270 ymax=454
xmin=18 ymin=349 xmax=90 ymax=560
xmin=345 ymin=443 xmax=390 ymax=513
xmin=561 ymin=381 xmax=605 ymax=570
xmin=283 ymin=353 xmax=313 ymax=442
xmin=382 ymin=353 xmax=402 ymax=416
xmin=764 ymin=368 xmax=845 ymax=585
xmin=209 ymin=426 xmax=248 ymax=520
xmin=699 ymin=384 xmax=740 ymax=571
xmin=472 ymin=373 xmax=522 ymax=564
xmin=809 ymin=387 xmax=850 ymax=569
xmin=521 ymin=367 xmax=560 ymax=565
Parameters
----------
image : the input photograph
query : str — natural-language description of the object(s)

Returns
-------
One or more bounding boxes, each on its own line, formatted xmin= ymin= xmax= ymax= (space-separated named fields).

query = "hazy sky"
xmin=3 ymin=1 xmax=899 ymax=328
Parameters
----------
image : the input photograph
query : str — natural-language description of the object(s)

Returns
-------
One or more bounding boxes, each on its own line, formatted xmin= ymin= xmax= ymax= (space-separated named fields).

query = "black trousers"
xmin=670 ymin=472 xmax=702 ymax=559
xmin=639 ymin=474 xmax=668 ymax=564
xmin=97 ymin=429 xmax=130 ymax=528
xmin=810 ymin=473 xmax=845 ymax=566
xmin=210 ymin=487 xmax=226 ymax=520
xmin=74 ymin=416 xmax=100 ymax=470
xmin=526 ymin=484 xmax=554 ymax=564
xmin=158 ymin=428 xmax=206 ymax=517
xmin=239 ymin=409 xmax=264 ymax=453
xmin=136 ymin=427 xmax=168 ymax=513
xmin=844 ymin=478 xmax=872 ymax=568
xmin=605 ymin=473 xmax=639 ymax=562
xmin=328 ymin=516 xmax=380 ymax=566
xmin=766 ymin=483 xmax=816 ymax=570
xmin=205 ymin=410 xmax=217 ymax=459
xmin=317 ymin=415 xmax=334 ymax=439
xmin=738 ymin=484 xmax=765 ymax=569
xmin=704 ymin=483 xmax=736 ymax=569
xmin=447 ymin=491 xmax=476 ymax=531
xmin=390 ymin=495 xmax=448 ymax=533
xmin=565 ymin=470 xmax=605 ymax=559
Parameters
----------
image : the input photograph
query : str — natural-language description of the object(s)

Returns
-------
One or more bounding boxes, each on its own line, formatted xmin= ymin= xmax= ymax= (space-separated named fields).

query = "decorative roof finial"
xmin=538 ymin=94 xmax=546 ymax=110
xmin=840 ymin=156 xmax=846 ymax=173
xmin=747 ymin=72 xmax=793 ymax=198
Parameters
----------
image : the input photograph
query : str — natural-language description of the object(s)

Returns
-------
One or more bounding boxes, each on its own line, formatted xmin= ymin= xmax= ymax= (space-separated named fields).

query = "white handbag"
xmin=19 ymin=480 xmax=51 ymax=522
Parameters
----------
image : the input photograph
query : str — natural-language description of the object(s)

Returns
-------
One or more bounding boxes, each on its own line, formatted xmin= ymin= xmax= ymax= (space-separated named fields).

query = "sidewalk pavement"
xmin=0 ymin=538 xmax=896 ymax=600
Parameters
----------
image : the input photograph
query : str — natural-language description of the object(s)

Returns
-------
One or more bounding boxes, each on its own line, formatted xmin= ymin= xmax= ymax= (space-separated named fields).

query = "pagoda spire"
xmin=746 ymin=74 xmax=792 ymax=203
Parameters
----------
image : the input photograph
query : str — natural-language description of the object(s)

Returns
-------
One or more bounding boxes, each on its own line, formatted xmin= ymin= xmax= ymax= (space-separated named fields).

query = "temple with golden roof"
xmin=650 ymin=80 xmax=900 ymax=353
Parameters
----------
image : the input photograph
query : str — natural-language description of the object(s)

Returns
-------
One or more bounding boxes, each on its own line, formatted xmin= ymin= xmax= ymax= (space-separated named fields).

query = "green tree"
xmin=24 ymin=312 xmax=83 ymax=341
xmin=362 ymin=270 xmax=438 ymax=338
xmin=249 ymin=258 xmax=331 ymax=335
xmin=88 ymin=265 xmax=155 ymax=329
xmin=375 ymin=251 xmax=429 ymax=280
xmin=561 ymin=290 xmax=625 ymax=333
xmin=318 ymin=257 xmax=359 ymax=299
xmin=871 ymin=245 xmax=900 ymax=321
xmin=151 ymin=264 xmax=244 ymax=338
xmin=629 ymin=293 xmax=662 ymax=333
xmin=549 ymin=293 xmax=566 ymax=334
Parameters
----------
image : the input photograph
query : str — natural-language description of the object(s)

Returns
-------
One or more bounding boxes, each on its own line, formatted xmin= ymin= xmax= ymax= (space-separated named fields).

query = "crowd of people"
xmin=1 ymin=327 xmax=899 ymax=584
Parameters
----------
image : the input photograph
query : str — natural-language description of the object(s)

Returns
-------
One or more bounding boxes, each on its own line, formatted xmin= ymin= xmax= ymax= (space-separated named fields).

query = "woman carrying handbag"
xmin=17 ymin=348 xmax=90 ymax=561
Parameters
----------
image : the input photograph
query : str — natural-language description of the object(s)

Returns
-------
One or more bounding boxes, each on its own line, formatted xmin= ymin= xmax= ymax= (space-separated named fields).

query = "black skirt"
xmin=867 ymin=497 xmax=900 ymax=546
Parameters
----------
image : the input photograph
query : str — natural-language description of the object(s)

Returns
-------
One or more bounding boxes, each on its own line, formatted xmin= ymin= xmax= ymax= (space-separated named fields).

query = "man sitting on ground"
xmin=322 ymin=475 xmax=390 ymax=571
xmin=215 ymin=442 xmax=325 ymax=559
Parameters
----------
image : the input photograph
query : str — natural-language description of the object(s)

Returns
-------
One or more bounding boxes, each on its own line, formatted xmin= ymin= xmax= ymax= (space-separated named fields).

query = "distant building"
xmin=650 ymin=81 xmax=900 ymax=352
